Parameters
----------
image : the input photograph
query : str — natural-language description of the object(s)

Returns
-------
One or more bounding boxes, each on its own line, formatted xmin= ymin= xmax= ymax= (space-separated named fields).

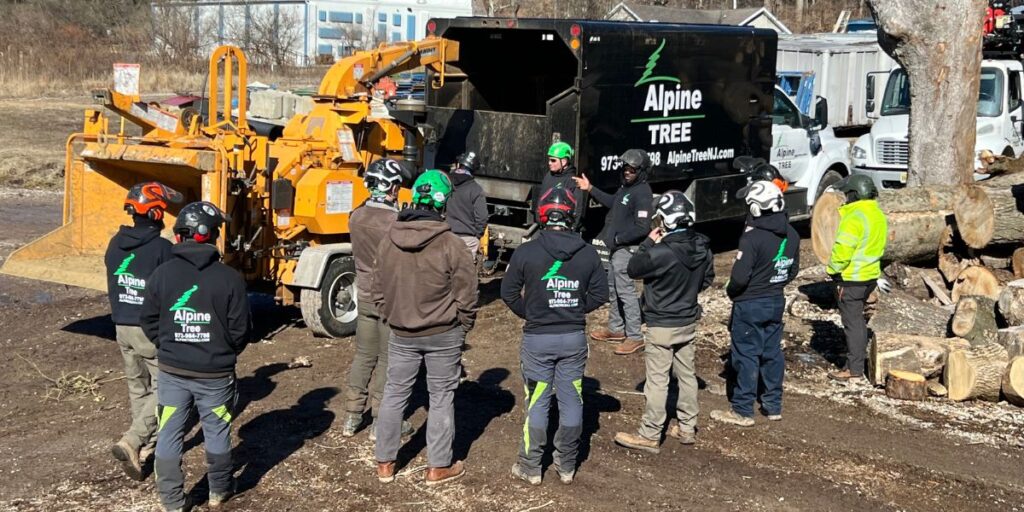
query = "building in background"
xmin=154 ymin=0 xmax=472 ymax=66
xmin=605 ymin=2 xmax=791 ymax=34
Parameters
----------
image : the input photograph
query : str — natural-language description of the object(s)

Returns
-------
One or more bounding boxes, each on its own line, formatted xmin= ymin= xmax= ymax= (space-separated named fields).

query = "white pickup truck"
xmin=851 ymin=60 xmax=1024 ymax=189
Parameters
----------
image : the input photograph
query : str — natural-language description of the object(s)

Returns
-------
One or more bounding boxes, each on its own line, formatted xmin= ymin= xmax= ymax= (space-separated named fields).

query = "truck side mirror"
xmin=866 ymin=99 xmax=876 ymax=115
xmin=814 ymin=96 xmax=829 ymax=129
xmin=865 ymin=74 xmax=876 ymax=117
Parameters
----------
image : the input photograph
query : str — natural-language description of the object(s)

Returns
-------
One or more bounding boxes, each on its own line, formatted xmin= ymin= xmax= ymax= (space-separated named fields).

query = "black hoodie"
xmin=104 ymin=219 xmax=174 ymax=325
xmin=590 ymin=179 xmax=654 ymax=254
xmin=501 ymin=229 xmax=609 ymax=334
xmin=726 ymin=211 xmax=800 ymax=302
xmin=627 ymin=229 xmax=715 ymax=327
xmin=141 ymin=242 xmax=251 ymax=378
xmin=446 ymin=170 xmax=489 ymax=237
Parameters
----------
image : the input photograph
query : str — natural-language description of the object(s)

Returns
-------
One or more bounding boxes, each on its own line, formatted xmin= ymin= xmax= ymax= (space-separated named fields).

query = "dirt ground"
xmin=1 ymin=104 xmax=1023 ymax=512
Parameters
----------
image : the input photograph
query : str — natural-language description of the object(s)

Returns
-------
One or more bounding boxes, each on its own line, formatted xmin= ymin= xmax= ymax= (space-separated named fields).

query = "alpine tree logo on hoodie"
xmin=770 ymin=239 xmax=794 ymax=284
xmin=170 ymin=285 xmax=212 ymax=343
xmin=113 ymin=253 xmax=146 ymax=305
xmin=542 ymin=260 xmax=580 ymax=308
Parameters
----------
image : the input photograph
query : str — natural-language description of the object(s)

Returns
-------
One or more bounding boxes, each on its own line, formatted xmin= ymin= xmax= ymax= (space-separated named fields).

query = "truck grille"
xmin=876 ymin=140 xmax=909 ymax=166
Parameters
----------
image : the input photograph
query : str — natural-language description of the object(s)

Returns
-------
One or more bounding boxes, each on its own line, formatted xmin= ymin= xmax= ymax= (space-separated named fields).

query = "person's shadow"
xmin=233 ymin=387 xmax=338 ymax=492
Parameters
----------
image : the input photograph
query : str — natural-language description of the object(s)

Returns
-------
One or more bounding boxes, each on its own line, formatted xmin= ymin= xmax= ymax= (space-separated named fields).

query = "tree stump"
xmin=869 ymin=333 xmax=968 ymax=385
xmin=996 ymin=326 xmax=1024 ymax=359
xmin=868 ymin=288 xmax=952 ymax=338
xmin=945 ymin=343 xmax=1010 ymax=402
xmin=951 ymin=266 xmax=1001 ymax=302
xmin=997 ymin=279 xmax=1024 ymax=326
xmin=885 ymin=370 xmax=927 ymax=401
xmin=1002 ymin=356 xmax=1024 ymax=407
xmin=951 ymin=295 xmax=999 ymax=346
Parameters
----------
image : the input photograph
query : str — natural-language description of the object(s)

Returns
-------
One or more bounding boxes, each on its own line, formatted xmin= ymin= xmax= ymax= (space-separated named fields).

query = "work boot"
xmin=767 ymin=414 xmax=782 ymax=422
xmin=613 ymin=432 xmax=660 ymax=454
xmin=510 ymin=463 xmax=541 ymax=486
xmin=589 ymin=328 xmax=626 ymax=343
xmin=551 ymin=462 xmax=575 ymax=485
xmin=163 ymin=496 xmax=193 ymax=512
xmin=111 ymin=439 xmax=144 ymax=481
xmin=139 ymin=445 xmax=155 ymax=464
xmin=208 ymin=480 xmax=235 ymax=509
xmin=377 ymin=461 xmax=396 ymax=483
xmin=368 ymin=420 xmax=414 ymax=442
xmin=341 ymin=413 xmax=363 ymax=437
xmin=425 ymin=460 xmax=465 ymax=486
xmin=709 ymin=409 xmax=755 ymax=427
xmin=667 ymin=423 xmax=696 ymax=445
xmin=614 ymin=338 xmax=644 ymax=355
xmin=828 ymin=369 xmax=866 ymax=383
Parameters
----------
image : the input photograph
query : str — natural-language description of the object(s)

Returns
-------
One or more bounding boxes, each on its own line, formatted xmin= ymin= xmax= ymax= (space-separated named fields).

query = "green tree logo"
xmin=541 ymin=261 xmax=568 ymax=281
xmin=773 ymin=239 xmax=788 ymax=262
xmin=634 ymin=39 xmax=681 ymax=87
xmin=169 ymin=285 xmax=198 ymax=313
xmin=114 ymin=253 xmax=135 ymax=277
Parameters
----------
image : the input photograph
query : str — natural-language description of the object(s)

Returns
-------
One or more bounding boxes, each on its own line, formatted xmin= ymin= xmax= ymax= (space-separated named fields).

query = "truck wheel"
xmin=300 ymin=256 xmax=358 ymax=338
xmin=815 ymin=169 xmax=844 ymax=202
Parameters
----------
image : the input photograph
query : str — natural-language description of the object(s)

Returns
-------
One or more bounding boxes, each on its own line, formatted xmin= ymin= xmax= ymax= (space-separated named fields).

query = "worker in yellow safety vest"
xmin=826 ymin=174 xmax=887 ymax=382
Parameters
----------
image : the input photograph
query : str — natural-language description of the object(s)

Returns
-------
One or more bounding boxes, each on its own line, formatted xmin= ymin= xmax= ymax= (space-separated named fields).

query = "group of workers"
xmin=102 ymin=142 xmax=886 ymax=511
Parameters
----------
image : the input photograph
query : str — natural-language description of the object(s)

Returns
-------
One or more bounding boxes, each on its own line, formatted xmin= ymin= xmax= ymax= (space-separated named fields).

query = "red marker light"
xmin=570 ymin=24 xmax=582 ymax=37
xmin=426 ymin=20 xmax=436 ymax=34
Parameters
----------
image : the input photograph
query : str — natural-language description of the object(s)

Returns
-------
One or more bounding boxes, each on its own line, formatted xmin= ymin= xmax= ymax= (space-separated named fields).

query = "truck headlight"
xmin=852 ymin=145 xmax=867 ymax=160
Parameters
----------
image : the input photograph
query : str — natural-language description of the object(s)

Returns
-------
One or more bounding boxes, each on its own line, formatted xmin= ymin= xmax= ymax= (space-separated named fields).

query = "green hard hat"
xmin=834 ymin=174 xmax=877 ymax=201
xmin=548 ymin=142 xmax=574 ymax=159
xmin=412 ymin=169 xmax=452 ymax=210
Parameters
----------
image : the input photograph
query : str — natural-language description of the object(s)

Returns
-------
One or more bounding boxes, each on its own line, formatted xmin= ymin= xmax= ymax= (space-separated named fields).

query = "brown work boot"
xmin=589 ymin=328 xmax=626 ymax=343
xmin=425 ymin=460 xmax=465 ymax=486
xmin=376 ymin=461 xmax=396 ymax=483
xmin=613 ymin=432 xmax=660 ymax=454
xmin=614 ymin=338 xmax=644 ymax=355
xmin=709 ymin=409 xmax=755 ymax=427
xmin=111 ymin=439 xmax=144 ymax=481
xmin=828 ymin=369 xmax=862 ymax=381
xmin=667 ymin=423 xmax=696 ymax=445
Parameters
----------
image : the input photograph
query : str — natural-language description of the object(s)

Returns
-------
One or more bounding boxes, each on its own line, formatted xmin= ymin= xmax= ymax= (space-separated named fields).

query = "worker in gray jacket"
xmin=445 ymin=151 xmax=488 ymax=260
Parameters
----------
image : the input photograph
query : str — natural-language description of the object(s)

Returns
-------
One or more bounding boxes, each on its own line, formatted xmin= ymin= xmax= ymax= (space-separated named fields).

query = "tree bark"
xmin=885 ymin=370 xmax=928 ymax=401
xmin=997 ymin=279 xmax=1024 ymax=326
xmin=868 ymin=0 xmax=987 ymax=186
xmin=868 ymin=332 xmax=968 ymax=385
xmin=1003 ymin=356 xmax=1024 ymax=406
xmin=1013 ymin=247 xmax=1024 ymax=278
xmin=951 ymin=266 xmax=1002 ymax=303
xmin=944 ymin=343 xmax=1009 ymax=401
xmin=868 ymin=288 xmax=952 ymax=338
xmin=997 ymin=326 xmax=1024 ymax=359
xmin=979 ymin=186 xmax=1024 ymax=246
xmin=951 ymin=295 xmax=998 ymax=346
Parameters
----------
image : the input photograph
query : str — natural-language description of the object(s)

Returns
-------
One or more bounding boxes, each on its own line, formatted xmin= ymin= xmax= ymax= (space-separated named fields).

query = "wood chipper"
xmin=1 ymin=38 xmax=460 ymax=338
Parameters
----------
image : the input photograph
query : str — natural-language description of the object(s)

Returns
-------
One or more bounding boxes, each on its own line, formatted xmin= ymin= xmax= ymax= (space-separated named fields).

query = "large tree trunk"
xmin=951 ymin=295 xmax=998 ymax=345
xmin=945 ymin=342 xmax=1010 ymax=401
xmin=1003 ymin=356 xmax=1024 ymax=406
xmin=868 ymin=0 xmax=987 ymax=186
xmin=868 ymin=332 xmax=968 ymax=385
xmin=868 ymin=288 xmax=952 ymax=338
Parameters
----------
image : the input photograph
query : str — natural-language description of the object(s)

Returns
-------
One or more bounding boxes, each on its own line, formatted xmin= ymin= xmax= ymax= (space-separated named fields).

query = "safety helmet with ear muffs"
xmin=833 ymin=174 xmax=877 ymax=202
xmin=364 ymin=158 xmax=404 ymax=198
xmin=124 ymin=182 xmax=183 ymax=221
xmin=653 ymin=190 xmax=695 ymax=230
xmin=455 ymin=151 xmax=479 ymax=173
xmin=619 ymin=149 xmax=651 ymax=182
xmin=749 ymin=162 xmax=788 ymax=193
xmin=537 ymin=186 xmax=577 ymax=228
xmin=741 ymin=181 xmax=785 ymax=218
xmin=173 ymin=201 xmax=231 ymax=243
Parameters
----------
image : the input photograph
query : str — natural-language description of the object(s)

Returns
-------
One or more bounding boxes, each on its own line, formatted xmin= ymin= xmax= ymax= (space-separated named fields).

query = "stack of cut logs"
xmin=810 ymin=172 xmax=1024 ymax=405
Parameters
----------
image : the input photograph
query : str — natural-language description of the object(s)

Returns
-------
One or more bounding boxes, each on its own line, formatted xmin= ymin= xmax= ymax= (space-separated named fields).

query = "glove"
xmin=877 ymin=277 xmax=893 ymax=294
xmin=828 ymin=273 xmax=842 ymax=283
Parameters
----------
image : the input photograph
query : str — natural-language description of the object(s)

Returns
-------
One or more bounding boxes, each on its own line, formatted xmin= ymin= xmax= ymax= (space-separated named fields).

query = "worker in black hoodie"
xmin=501 ymin=187 xmax=608 ymax=486
xmin=711 ymin=181 xmax=799 ymax=428
xmin=445 ymin=151 xmax=489 ymax=260
xmin=105 ymin=182 xmax=181 ymax=481
xmin=141 ymin=201 xmax=250 ymax=512
xmin=614 ymin=190 xmax=714 ymax=453
xmin=574 ymin=149 xmax=654 ymax=355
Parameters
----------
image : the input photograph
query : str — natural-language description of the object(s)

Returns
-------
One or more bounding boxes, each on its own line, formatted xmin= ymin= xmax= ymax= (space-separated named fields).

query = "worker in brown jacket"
xmin=342 ymin=159 xmax=413 ymax=440
xmin=371 ymin=169 xmax=478 ymax=487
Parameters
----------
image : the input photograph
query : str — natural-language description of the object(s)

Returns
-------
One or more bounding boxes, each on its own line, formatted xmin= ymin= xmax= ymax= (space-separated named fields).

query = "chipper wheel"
xmin=300 ymin=256 xmax=358 ymax=338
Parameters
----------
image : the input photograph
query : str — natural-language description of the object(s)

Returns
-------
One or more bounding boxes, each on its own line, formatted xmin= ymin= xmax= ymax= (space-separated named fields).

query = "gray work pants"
xmin=518 ymin=330 xmax=587 ymax=476
xmin=638 ymin=324 xmax=699 ymax=440
xmin=155 ymin=372 xmax=236 ymax=511
xmin=345 ymin=300 xmax=390 ymax=416
xmin=375 ymin=327 xmax=464 ymax=468
xmin=608 ymin=248 xmax=642 ymax=339
xmin=837 ymin=282 xmax=876 ymax=377
xmin=115 ymin=324 xmax=159 ymax=451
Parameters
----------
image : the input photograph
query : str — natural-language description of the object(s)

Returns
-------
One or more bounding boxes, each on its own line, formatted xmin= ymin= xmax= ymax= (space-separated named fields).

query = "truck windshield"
xmin=882 ymin=67 xmax=1005 ymax=117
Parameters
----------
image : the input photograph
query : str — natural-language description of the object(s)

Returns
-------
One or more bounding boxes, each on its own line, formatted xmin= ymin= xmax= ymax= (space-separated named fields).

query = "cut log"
xmin=868 ymin=288 xmax=952 ymax=338
xmin=868 ymin=332 xmax=969 ymax=385
xmin=937 ymin=225 xmax=968 ymax=284
xmin=951 ymin=266 xmax=1001 ymax=303
xmin=1013 ymin=247 xmax=1024 ymax=278
xmin=953 ymin=185 xmax=995 ymax=249
xmin=944 ymin=343 xmax=1010 ymax=402
xmin=926 ymin=379 xmax=948 ymax=397
xmin=885 ymin=370 xmax=928 ymax=401
xmin=810 ymin=191 xmax=844 ymax=265
xmin=997 ymin=279 xmax=1024 ymax=326
xmin=975 ymin=185 xmax=1024 ymax=246
xmin=996 ymin=326 xmax=1024 ymax=359
xmin=951 ymin=296 xmax=999 ymax=346
xmin=1002 ymin=356 xmax=1024 ymax=406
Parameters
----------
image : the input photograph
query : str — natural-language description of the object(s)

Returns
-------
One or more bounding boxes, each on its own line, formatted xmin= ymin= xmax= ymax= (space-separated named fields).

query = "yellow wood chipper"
xmin=1 ymin=38 xmax=459 ymax=338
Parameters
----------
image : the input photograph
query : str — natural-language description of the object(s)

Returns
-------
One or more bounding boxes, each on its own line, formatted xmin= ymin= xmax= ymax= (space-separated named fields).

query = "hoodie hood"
xmin=117 ymin=223 xmax=164 ymax=250
xmin=748 ymin=211 xmax=790 ymax=237
xmin=538 ymin=229 xmax=586 ymax=261
xmin=391 ymin=213 xmax=451 ymax=250
xmin=172 ymin=241 xmax=221 ymax=269
xmin=662 ymin=230 xmax=711 ymax=270
xmin=451 ymin=168 xmax=475 ymax=186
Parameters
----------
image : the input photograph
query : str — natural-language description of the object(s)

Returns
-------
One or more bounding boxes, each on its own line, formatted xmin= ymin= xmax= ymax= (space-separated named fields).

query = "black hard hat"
xmin=173 ymin=201 xmax=230 ymax=243
xmin=456 ymin=151 xmax=479 ymax=173
xmin=653 ymin=190 xmax=695 ymax=229
xmin=619 ymin=149 xmax=651 ymax=182
xmin=364 ymin=158 xmax=404 ymax=195
xmin=834 ymin=174 xmax=878 ymax=201
xmin=537 ymin=186 xmax=577 ymax=228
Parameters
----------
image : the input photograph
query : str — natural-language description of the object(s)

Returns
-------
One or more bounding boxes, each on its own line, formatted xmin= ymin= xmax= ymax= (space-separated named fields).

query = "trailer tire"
xmin=815 ymin=169 xmax=845 ymax=203
xmin=300 ymin=256 xmax=358 ymax=338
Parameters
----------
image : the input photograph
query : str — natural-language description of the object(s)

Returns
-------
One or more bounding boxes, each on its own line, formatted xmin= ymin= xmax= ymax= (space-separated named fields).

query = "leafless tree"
xmin=150 ymin=4 xmax=208 ymax=63
xmin=231 ymin=7 xmax=305 ymax=69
